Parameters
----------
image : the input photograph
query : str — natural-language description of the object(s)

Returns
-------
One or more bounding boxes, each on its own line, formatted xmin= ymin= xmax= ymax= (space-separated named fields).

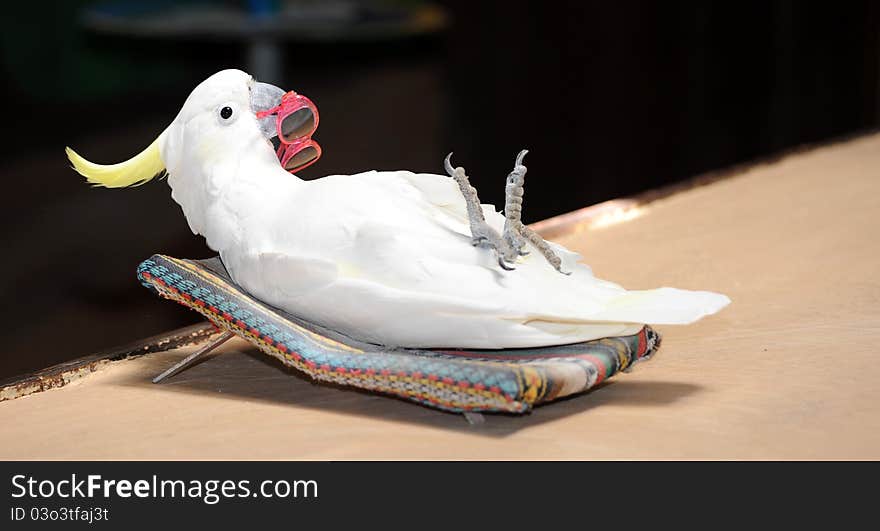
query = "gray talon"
xmin=498 ymin=258 xmax=515 ymax=271
xmin=443 ymin=152 xmax=455 ymax=176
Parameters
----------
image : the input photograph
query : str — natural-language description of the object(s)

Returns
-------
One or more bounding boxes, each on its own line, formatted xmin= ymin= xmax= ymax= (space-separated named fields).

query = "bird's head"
xmin=65 ymin=69 xmax=292 ymax=189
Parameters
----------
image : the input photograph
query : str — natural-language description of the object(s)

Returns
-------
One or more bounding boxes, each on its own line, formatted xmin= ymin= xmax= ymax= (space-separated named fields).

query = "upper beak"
xmin=250 ymin=81 xmax=285 ymax=139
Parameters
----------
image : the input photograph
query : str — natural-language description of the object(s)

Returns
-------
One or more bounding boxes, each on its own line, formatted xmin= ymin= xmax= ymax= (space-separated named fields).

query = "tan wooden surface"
xmin=2 ymin=134 xmax=879 ymax=459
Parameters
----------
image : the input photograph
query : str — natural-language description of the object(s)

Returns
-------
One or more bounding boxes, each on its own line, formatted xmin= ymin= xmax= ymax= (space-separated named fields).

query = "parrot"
xmin=66 ymin=69 xmax=729 ymax=349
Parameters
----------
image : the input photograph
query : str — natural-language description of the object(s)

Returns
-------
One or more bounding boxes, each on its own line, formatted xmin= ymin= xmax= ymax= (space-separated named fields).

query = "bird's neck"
xmin=167 ymin=151 xmax=304 ymax=254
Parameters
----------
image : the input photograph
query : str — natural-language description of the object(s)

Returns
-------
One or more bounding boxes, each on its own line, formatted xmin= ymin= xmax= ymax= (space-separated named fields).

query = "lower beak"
xmin=250 ymin=81 xmax=285 ymax=139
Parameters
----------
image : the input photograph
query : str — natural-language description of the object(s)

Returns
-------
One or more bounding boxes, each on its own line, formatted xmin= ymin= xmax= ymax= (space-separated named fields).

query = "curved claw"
xmin=514 ymin=149 xmax=528 ymax=167
xmin=498 ymin=258 xmax=516 ymax=271
xmin=444 ymin=152 xmax=456 ymax=176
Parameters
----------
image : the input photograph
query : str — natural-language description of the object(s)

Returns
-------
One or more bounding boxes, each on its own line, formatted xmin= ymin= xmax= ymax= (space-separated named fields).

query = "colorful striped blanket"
xmin=138 ymin=255 xmax=661 ymax=413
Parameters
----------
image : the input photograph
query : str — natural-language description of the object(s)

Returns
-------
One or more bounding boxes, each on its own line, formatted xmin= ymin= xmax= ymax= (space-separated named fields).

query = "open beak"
xmin=250 ymin=80 xmax=286 ymax=139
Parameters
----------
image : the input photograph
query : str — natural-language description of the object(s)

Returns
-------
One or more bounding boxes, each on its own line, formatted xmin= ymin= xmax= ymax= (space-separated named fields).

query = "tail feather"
xmin=591 ymin=287 xmax=731 ymax=325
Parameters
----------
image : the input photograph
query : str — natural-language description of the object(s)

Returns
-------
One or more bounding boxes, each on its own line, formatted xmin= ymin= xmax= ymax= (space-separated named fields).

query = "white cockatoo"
xmin=67 ymin=69 xmax=729 ymax=349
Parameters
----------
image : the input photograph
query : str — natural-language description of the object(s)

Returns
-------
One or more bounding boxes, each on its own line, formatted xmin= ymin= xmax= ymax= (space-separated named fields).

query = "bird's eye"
xmin=220 ymin=106 xmax=233 ymax=120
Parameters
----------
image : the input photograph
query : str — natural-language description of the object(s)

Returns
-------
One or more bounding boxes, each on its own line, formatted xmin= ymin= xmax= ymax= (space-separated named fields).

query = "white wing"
xmin=225 ymin=170 xmax=730 ymax=348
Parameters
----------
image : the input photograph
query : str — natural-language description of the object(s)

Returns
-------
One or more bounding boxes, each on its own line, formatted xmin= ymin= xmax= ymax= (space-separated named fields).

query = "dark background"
xmin=1 ymin=0 xmax=878 ymax=380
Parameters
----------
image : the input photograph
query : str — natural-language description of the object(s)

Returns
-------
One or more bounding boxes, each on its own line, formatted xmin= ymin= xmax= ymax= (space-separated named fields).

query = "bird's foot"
xmin=500 ymin=151 xmax=570 ymax=274
xmin=445 ymin=153 xmax=520 ymax=270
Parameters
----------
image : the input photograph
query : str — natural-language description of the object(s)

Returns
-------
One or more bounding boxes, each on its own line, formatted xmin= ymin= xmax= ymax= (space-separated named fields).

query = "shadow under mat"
xmin=118 ymin=345 xmax=703 ymax=438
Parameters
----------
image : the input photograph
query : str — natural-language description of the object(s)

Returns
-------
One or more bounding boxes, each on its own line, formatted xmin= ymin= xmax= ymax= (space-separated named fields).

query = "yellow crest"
xmin=66 ymin=131 xmax=167 ymax=188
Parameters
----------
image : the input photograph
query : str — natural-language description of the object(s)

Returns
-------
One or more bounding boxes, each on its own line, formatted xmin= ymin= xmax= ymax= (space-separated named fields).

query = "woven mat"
xmin=137 ymin=255 xmax=661 ymax=413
